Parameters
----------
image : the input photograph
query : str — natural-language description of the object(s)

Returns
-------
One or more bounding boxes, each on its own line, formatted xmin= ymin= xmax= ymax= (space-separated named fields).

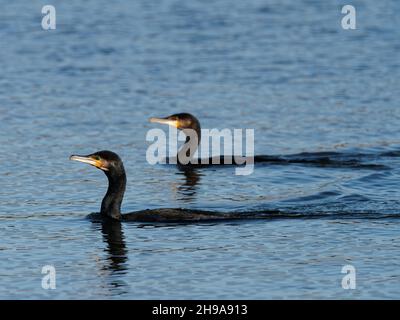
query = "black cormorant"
xmin=70 ymin=150 xmax=252 ymax=222
xmin=149 ymin=113 xmax=385 ymax=169
xmin=149 ymin=113 xmax=254 ymax=167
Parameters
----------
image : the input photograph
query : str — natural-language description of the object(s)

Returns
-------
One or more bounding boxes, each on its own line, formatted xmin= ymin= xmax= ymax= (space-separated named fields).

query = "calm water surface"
xmin=0 ymin=0 xmax=400 ymax=299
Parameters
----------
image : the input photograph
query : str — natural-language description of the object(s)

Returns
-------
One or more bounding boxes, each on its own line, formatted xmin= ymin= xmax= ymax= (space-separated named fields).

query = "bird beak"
xmin=69 ymin=155 xmax=109 ymax=171
xmin=149 ymin=117 xmax=179 ymax=128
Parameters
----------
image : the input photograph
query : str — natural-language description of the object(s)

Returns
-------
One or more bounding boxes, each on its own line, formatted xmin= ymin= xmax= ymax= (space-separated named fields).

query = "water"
xmin=0 ymin=0 xmax=400 ymax=299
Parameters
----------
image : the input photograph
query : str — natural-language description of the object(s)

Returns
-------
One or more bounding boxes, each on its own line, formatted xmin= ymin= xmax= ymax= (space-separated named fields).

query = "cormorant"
xmin=149 ymin=113 xmax=385 ymax=169
xmin=70 ymin=150 xmax=252 ymax=222
xmin=149 ymin=113 xmax=253 ymax=166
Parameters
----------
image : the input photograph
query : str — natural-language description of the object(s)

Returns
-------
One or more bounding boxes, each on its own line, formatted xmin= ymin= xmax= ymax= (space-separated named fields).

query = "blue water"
xmin=1 ymin=0 xmax=400 ymax=299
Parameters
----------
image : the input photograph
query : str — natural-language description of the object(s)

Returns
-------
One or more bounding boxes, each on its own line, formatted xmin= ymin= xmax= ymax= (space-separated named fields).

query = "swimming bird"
xmin=70 ymin=150 xmax=252 ymax=222
xmin=149 ymin=113 xmax=386 ymax=169
xmin=149 ymin=113 xmax=253 ymax=167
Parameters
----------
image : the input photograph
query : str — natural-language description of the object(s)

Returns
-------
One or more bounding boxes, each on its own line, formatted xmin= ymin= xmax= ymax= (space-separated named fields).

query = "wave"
xmin=160 ymin=149 xmax=400 ymax=170
xmin=253 ymin=151 xmax=390 ymax=169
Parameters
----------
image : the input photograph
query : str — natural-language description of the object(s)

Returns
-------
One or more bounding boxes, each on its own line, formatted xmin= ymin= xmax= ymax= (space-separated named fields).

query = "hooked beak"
xmin=70 ymin=155 xmax=109 ymax=171
xmin=149 ymin=117 xmax=179 ymax=128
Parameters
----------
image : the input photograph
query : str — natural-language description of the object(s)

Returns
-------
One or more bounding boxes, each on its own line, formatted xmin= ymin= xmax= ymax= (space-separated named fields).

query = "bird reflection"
xmin=90 ymin=220 xmax=129 ymax=294
xmin=100 ymin=220 xmax=128 ymax=274
xmin=174 ymin=166 xmax=201 ymax=202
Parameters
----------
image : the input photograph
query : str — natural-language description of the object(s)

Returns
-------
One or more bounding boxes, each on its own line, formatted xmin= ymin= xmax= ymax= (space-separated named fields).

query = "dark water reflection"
xmin=97 ymin=221 xmax=130 ymax=293
xmin=175 ymin=167 xmax=202 ymax=202
xmin=100 ymin=221 xmax=128 ymax=274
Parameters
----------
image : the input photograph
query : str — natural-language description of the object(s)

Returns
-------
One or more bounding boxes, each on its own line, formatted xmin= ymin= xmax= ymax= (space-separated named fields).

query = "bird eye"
xmin=93 ymin=156 xmax=101 ymax=161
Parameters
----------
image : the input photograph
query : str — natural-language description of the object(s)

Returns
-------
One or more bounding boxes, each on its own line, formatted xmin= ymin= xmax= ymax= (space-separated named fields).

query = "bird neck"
xmin=101 ymin=168 xmax=126 ymax=220
xmin=177 ymin=125 xmax=201 ymax=164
